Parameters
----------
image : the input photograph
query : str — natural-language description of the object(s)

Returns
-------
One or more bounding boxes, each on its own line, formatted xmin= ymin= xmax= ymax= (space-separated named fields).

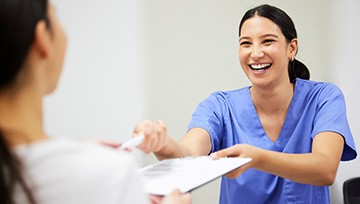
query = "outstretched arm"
xmin=212 ymin=131 xmax=344 ymax=186
xmin=133 ymin=120 xmax=211 ymax=160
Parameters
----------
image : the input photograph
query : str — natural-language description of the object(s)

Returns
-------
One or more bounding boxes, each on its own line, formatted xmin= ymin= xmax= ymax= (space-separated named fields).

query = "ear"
xmin=33 ymin=20 xmax=53 ymax=59
xmin=288 ymin=38 xmax=298 ymax=60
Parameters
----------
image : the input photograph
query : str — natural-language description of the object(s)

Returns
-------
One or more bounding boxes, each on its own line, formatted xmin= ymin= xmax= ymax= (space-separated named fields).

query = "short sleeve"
xmin=312 ymin=84 xmax=357 ymax=161
xmin=187 ymin=92 xmax=226 ymax=152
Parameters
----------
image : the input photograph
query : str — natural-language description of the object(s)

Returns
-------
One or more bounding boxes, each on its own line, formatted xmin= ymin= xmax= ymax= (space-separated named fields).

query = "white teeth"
xmin=250 ymin=63 xmax=271 ymax=70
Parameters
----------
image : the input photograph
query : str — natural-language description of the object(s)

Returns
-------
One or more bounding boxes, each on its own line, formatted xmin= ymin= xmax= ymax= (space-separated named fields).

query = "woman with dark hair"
xmin=0 ymin=0 xmax=190 ymax=204
xmin=133 ymin=4 xmax=357 ymax=204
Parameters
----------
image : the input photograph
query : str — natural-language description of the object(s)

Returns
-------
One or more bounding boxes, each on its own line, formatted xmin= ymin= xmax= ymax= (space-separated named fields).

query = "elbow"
xmin=319 ymin=176 xmax=335 ymax=186
xmin=315 ymin=170 xmax=337 ymax=186
xmin=311 ymin=152 xmax=341 ymax=186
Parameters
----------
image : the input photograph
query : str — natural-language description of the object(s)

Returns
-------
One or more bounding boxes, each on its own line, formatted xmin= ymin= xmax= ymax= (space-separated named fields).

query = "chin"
xmin=249 ymin=77 xmax=273 ymax=88
xmin=45 ymin=84 xmax=58 ymax=95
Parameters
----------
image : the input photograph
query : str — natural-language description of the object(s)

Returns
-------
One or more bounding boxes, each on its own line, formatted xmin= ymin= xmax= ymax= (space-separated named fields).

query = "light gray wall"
xmin=44 ymin=0 xmax=145 ymax=142
xmin=328 ymin=1 xmax=360 ymax=203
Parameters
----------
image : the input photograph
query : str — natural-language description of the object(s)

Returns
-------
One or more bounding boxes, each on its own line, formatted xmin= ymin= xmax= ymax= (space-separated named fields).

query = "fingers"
xmin=149 ymin=195 xmax=164 ymax=204
xmin=210 ymin=145 xmax=241 ymax=159
xmin=161 ymin=189 xmax=191 ymax=204
xmin=133 ymin=119 xmax=153 ymax=136
xmin=133 ymin=119 xmax=168 ymax=153
xmin=86 ymin=139 xmax=121 ymax=148
xmin=153 ymin=120 xmax=167 ymax=152
xmin=224 ymin=164 xmax=251 ymax=179
xmin=210 ymin=144 xmax=254 ymax=179
xmin=134 ymin=119 xmax=156 ymax=153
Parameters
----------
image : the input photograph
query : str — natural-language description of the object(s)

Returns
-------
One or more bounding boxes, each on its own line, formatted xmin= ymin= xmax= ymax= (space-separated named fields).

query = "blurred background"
xmin=47 ymin=0 xmax=359 ymax=203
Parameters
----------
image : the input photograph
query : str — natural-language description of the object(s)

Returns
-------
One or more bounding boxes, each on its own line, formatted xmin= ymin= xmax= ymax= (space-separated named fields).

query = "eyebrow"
xmin=239 ymin=34 xmax=279 ymax=41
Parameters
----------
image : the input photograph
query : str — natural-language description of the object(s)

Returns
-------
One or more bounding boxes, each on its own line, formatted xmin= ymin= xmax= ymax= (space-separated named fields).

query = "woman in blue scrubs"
xmin=134 ymin=4 xmax=357 ymax=204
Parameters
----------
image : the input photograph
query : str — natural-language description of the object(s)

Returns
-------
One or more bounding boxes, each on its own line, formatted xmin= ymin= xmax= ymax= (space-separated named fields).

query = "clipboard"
xmin=138 ymin=156 xmax=252 ymax=195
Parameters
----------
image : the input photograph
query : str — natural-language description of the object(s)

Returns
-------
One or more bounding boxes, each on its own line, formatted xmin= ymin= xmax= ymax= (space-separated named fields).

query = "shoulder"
xmin=195 ymin=87 xmax=250 ymax=113
xmin=16 ymin=139 xmax=147 ymax=204
xmin=17 ymin=138 xmax=136 ymax=169
xmin=296 ymin=78 xmax=341 ymax=91
xmin=206 ymin=87 xmax=250 ymax=103
xmin=295 ymin=78 xmax=344 ymax=99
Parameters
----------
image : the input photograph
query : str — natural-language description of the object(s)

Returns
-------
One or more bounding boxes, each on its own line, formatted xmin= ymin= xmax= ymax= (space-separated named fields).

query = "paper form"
xmin=138 ymin=156 xmax=252 ymax=195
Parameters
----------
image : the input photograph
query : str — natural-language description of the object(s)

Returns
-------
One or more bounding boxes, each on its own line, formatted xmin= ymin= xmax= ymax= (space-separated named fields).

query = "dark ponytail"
xmin=1 ymin=0 xmax=49 ymax=203
xmin=288 ymin=59 xmax=310 ymax=83
xmin=0 ymin=133 xmax=36 ymax=204
xmin=239 ymin=4 xmax=310 ymax=82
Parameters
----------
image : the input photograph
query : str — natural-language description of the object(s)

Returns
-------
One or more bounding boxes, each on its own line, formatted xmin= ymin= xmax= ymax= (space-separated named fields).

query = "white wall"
xmin=44 ymin=0 xmax=145 ymax=142
xmin=328 ymin=1 xmax=360 ymax=203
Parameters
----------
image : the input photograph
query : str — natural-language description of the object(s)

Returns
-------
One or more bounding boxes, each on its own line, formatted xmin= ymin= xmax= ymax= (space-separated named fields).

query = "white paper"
xmin=138 ymin=156 xmax=252 ymax=195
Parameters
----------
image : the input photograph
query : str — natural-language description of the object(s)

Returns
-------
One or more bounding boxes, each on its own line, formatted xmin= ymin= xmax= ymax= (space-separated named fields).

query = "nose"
xmin=250 ymin=44 xmax=264 ymax=59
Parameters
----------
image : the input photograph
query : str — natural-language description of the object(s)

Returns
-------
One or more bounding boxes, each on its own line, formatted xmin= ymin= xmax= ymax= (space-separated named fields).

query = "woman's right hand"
xmin=133 ymin=119 xmax=169 ymax=153
xmin=210 ymin=143 xmax=262 ymax=178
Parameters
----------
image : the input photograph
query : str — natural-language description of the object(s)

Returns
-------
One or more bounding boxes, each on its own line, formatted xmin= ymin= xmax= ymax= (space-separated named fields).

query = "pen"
xmin=120 ymin=135 xmax=144 ymax=149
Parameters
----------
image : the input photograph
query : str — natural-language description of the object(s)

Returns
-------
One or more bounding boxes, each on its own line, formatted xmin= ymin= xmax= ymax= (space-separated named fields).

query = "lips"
xmin=249 ymin=63 xmax=272 ymax=71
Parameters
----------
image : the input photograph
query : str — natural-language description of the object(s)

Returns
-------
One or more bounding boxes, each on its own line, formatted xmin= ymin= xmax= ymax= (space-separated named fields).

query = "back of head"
xmin=0 ymin=1 xmax=48 ymax=203
xmin=0 ymin=0 xmax=49 ymax=88
xmin=238 ymin=4 xmax=310 ymax=83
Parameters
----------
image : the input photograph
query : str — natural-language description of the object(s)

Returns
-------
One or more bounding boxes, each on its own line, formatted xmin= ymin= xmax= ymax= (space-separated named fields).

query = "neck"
xmin=0 ymin=84 xmax=47 ymax=147
xmin=250 ymin=81 xmax=294 ymax=115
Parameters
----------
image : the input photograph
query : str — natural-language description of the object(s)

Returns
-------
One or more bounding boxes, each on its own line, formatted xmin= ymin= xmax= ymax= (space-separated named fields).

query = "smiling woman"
xmin=238 ymin=4 xmax=309 ymax=90
xmin=132 ymin=4 xmax=357 ymax=204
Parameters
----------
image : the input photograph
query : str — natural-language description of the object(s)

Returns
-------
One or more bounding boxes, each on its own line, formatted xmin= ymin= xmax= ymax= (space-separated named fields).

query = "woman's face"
xmin=45 ymin=4 xmax=67 ymax=94
xmin=239 ymin=15 xmax=296 ymax=88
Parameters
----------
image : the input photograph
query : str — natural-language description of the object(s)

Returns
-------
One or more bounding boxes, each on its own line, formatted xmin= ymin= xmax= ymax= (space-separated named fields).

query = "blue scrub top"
xmin=188 ymin=78 xmax=357 ymax=204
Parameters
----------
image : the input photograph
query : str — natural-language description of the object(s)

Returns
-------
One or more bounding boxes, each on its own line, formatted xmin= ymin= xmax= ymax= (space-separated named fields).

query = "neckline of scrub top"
xmin=246 ymin=81 xmax=298 ymax=146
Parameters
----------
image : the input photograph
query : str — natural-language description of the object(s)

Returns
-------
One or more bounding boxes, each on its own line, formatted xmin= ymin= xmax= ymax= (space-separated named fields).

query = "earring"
xmin=290 ymin=56 xmax=295 ymax=61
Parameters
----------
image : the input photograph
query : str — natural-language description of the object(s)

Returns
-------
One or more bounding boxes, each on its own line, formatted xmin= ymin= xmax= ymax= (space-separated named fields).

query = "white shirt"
xmin=15 ymin=138 xmax=149 ymax=204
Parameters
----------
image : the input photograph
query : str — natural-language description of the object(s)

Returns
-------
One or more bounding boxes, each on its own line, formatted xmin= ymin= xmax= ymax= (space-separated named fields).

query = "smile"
xmin=249 ymin=63 xmax=272 ymax=71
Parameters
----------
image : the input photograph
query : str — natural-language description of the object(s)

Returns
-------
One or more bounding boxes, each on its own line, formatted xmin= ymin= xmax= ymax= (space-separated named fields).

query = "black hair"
xmin=239 ymin=4 xmax=310 ymax=83
xmin=0 ymin=0 xmax=49 ymax=203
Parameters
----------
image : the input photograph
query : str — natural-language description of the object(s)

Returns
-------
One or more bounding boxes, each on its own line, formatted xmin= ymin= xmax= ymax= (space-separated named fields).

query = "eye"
xmin=240 ymin=41 xmax=251 ymax=46
xmin=263 ymin=39 xmax=275 ymax=45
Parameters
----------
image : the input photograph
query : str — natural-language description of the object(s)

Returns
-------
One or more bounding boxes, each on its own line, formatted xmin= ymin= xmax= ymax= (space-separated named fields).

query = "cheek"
xmin=266 ymin=45 xmax=285 ymax=60
xmin=238 ymin=54 xmax=249 ymax=73
xmin=55 ymin=26 xmax=67 ymax=67
xmin=238 ymin=48 xmax=248 ymax=64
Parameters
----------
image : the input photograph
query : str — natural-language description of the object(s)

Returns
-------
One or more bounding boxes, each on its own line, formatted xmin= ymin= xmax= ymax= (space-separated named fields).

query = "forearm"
xmin=154 ymin=136 xmax=192 ymax=160
xmin=257 ymin=132 xmax=343 ymax=185
xmin=257 ymin=150 xmax=339 ymax=185
xmin=215 ymin=132 xmax=344 ymax=185
xmin=154 ymin=128 xmax=212 ymax=160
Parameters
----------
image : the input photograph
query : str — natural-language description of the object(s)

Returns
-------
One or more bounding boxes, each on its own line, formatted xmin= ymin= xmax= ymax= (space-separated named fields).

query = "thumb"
xmin=210 ymin=145 xmax=240 ymax=159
